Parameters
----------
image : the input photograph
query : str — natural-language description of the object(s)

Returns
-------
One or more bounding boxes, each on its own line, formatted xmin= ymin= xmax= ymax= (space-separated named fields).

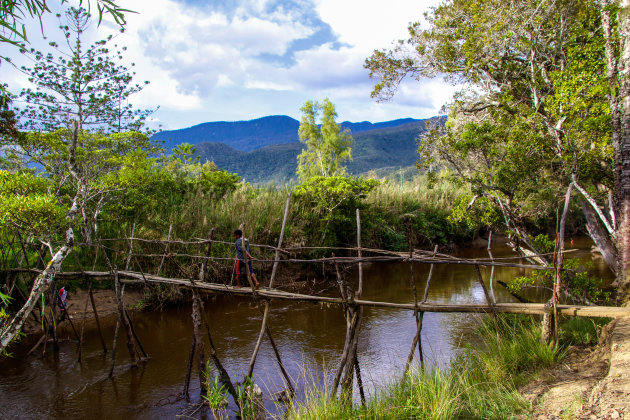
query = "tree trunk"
xmin=0 ymin=242 xmax=72 ymax=353
xmin=581 ymin=200 xmax=619 ymax=277
xmin=617 ymin=0 xmax=630 ymax=303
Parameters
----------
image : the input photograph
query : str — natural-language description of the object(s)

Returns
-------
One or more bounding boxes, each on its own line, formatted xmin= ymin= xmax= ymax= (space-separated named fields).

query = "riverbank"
xmin=21 ymin=288 xmax=144 ymax=336
xmin=284 ymin=315 xmax=627 ymax=420
xmin=522 ymin=316 xmax=630 ymax=419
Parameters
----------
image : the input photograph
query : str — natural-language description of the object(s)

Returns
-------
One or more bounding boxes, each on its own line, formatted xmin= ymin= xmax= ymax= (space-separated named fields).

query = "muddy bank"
xmin=21 ymin=287 xmax=145 ymax=336
xmin=521 ymin=317 xmax=630 ymax=419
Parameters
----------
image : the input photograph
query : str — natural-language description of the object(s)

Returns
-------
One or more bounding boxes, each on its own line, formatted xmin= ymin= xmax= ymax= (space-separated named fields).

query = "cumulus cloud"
xmin=3 ymin=0 xmax=453 ymax=128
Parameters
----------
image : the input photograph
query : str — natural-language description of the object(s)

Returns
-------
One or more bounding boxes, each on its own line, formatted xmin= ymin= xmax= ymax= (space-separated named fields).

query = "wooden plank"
xmin=113 ymin=275 xmax=630 ymax=318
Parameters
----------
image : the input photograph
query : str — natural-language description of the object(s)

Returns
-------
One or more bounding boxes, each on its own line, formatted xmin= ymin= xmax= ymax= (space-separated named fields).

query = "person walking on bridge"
xmin=234 ymin=229 xmax=260 ymax=288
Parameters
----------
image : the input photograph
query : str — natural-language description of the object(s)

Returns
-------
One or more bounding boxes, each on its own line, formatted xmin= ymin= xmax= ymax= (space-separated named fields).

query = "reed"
xmin=285 ymin=315 xmax=564 ymax=419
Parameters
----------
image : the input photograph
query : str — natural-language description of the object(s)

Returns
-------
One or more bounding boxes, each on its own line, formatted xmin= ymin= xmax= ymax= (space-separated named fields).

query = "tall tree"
xmin=297 ymin=98 xmax=353 ymax=182
xmin=601 ymin=0 xmax=630 ymax=301
xmin=0 ymin=0 xmax=129 ymax=97
xmin=0 ymin=7 xmax=154 ymax=353
xmin=366 ymin=0 xmax=630 ymax=301
xmin=16 ymin=7 xmax=151 ymax=133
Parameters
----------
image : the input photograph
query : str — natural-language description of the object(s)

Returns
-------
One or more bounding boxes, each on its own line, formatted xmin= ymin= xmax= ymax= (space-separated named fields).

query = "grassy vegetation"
xmin=284 ymin=315 xmax=610 ymax=420
xmin=156 ymin=174 xmax=472 ymax=250
xmin=86 ymin=173 xmax=474 ymax=281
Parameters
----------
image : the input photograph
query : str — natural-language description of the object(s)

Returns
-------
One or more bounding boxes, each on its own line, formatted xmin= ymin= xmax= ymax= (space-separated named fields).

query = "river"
xmin=0 ymin=238 xmax=613 ymax=419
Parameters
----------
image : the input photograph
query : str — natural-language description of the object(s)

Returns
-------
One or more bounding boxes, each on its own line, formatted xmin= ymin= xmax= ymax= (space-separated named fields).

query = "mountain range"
xmin=152 ymin=115 xmax=422 ymax=152
xmin=153 ymin=115 xmax=442 ymax=184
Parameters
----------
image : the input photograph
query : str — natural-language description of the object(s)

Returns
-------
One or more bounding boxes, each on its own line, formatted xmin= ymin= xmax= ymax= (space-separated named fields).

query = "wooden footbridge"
xmin=4 ymin=195 xmax=630 ymax=412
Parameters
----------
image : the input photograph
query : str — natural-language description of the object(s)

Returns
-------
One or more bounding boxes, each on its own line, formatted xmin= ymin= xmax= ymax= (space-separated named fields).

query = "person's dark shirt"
xmin=235 ymin=237 xmax=250 ymax=261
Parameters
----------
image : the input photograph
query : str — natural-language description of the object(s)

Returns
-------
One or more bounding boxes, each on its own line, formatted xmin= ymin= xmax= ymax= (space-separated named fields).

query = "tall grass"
xmin=363 ymin=175 xmax=473 ymax=250
xmin=119 ymin=175 xmax=472 ymax=250
xmin=285 ymin=315 xmax=562 ymax=420
xmin=86 ymin=175 xmax=475 ymax=284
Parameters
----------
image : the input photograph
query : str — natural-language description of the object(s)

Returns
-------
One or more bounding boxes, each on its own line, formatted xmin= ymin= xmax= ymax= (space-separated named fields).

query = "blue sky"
xmin=2 ymin=0 xmax=456 ymax=130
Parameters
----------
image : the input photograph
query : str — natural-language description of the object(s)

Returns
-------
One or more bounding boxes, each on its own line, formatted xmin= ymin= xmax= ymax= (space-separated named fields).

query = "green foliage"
xmin=297 ymin=99 xmax=353 ymax=182
xmin=0 ymin=1 xmax=127 ymax=51
xmin=366 ymin=0 xmax=614 ymax=266
xmin=198 ymin=162 xmax=241 ymax=199
xmin=0 ymin=169 xmax=67 ymax=234
xmin=295 ymin=176 xmax=379 ymax=214
xmin=294 ymin=176 xmax=378 ymax=245
xmin=559 ymin=316 xmax=612 ymax=346
xmin=509 ymin=258 xmax=611 ymax=304
xmin=532 ymin=234 xmax=555 ymax=254
xmin=172 ymin=143 xmax=199 ymax=165
xmin=236 ymin=376 xmax=259 ymax=420
xmin=0 ymin=291 xmax=19 ymax=357
xmin=449 ymin=193 xmax=500 ymax=231
xmin=0 ymin=290 xmax=11 ymax=307
xmin=203 ymin=362 xmax=228 ymax=419
xmin=287 ymin=315 xmax=562 ymax=419
xmin=17 ymin=7 xmax=151 ymax=133
xmin=362 ymin=174 xmax=476 ymax=250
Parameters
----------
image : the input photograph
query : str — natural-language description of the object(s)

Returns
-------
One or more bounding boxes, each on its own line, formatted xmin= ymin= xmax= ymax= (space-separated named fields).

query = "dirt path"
xmin=521 ymin=317 xmax=630 ymax=419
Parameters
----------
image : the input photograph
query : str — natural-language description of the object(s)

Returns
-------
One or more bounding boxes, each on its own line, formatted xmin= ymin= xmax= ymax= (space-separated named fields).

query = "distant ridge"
xmin=192 ymin=118 xmax=443 ymax=184
xmin=151 ymin=115 xmax=421 ymax=152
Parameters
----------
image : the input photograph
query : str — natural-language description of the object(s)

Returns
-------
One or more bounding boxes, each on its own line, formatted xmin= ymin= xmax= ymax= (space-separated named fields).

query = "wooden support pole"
xmin=77 ymin=281 xmax=92 ymax=363
xmin=27 ymin=333 xmax=47 ymax=357
xmin=248 ymin=194 xmax=290 ymax=379
xmin=340 ymin=307 xmax=362 ymax=396
xmin=553 ymin=182 xmax=574 ymax=343
xmin=265 ymin=323 xmax=295 ymax=395
xmin=332 ymin=307 xmax=359 ymax=395
xmin=89 ymin=288 xmax=107 ymax=354
xmin=199 ymin=228 xmax=214 ymax=282
xmin=108 ymin=298 xmax=122 ymax=377
xmin=56 ymin=293 xmax=80 ymax=342
xmin=404 ymin=244 xmax=438 ymax=374
xmin=183 ymin=333 xmax=196 ymax=399
xmin=197 ymin=295 xmax=239 ymax=403
xmin=157 ymin=224 xmax=172 ymax=276
xmin=132 ymin=254 xmax=150 ymax=287
xmin=335 ymin=209 xmax=365 ymax=402
xmin=356 ymin=209 xmax=363 ymax=297
xmin=475 ymin=265 xmax=498 ymax=319
xmin=114 ymin=270 xmax=138 ymax=368
xmin=487 ymin=232 xmax=496 ymax=304
xmin=475 ymin=264 xmax=501 ymax=342
xmin=269 ymin=193 xmax=291 ymax=289
xmin=354 ymin=353 xmax=366 ymax=406
xmin=49 ymin=284 xmax=59 ymax=349
xmin=544 ymin=208 xmax=561 ymax=344
xmin=124 ymin=308 xmax=148 ymax=359
xmin=343 ymin=211 xmax=365 ymax=394
xmin=248 ymin=301 xmax=270 ymax=377
xmin=407 ymin=225 xmax=419 ymax=359
xmin=241 ymin=220 xmax=295 ymax=395
xmin=125 ymin=223 xmax=136 ymax=271
xmin=192 ymin=292 xmax=206 ymax=394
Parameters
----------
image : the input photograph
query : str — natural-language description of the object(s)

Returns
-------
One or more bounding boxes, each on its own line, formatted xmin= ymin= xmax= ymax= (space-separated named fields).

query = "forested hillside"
xmin=152 ymin=115 xmax=422 ymax=152
xmin=193 ymin=119 xmax=434 ymax=183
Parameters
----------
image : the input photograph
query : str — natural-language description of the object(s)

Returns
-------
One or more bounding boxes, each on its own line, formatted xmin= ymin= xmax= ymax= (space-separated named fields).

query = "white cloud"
xmin=2 ymin=0 xmax=452 ymax=128
xmin=314 ymin=0 xmax=439 ymax=50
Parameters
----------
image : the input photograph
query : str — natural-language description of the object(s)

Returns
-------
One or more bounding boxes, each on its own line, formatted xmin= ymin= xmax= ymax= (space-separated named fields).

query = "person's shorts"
xmin=236 ymin=260 xmax=254 ymax=275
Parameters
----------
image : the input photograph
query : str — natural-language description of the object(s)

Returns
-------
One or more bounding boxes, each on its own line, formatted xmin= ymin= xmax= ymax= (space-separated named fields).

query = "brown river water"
xmin=0 ymin=238 xmax=613 ymax=419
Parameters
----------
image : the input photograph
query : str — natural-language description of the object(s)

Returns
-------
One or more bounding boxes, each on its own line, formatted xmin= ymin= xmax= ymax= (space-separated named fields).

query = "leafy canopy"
xmin=297 ymin=98 xmax=353 ymax=182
